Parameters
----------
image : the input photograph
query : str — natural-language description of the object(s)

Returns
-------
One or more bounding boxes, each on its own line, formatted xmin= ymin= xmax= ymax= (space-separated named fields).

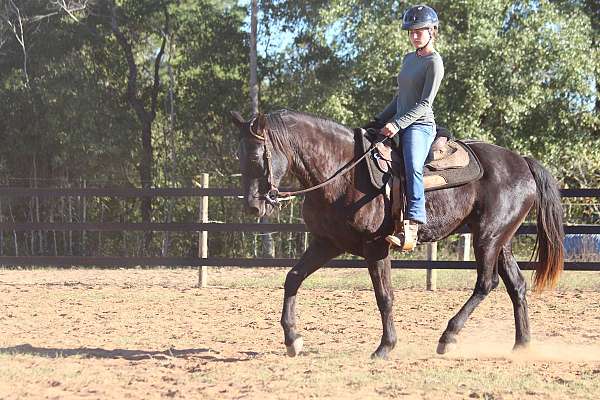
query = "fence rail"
xmin=0 ymin=186 xmax=598 ymax=276
xmin=0 ymin=256 xmax=598 ymax=271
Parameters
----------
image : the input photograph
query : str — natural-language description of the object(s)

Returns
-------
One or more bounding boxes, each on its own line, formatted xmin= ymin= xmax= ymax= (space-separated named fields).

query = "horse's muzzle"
xmin=245 ymin=191 xmax=264 ymax=216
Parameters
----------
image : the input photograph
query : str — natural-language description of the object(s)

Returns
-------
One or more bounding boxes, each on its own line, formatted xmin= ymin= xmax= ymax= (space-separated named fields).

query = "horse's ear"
xmin=229 ymin=110 xmax=245 ymax=127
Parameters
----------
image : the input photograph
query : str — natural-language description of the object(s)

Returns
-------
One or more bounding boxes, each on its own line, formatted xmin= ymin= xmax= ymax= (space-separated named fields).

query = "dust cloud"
xmin=445 ymin=339 xmax=600 ymax=362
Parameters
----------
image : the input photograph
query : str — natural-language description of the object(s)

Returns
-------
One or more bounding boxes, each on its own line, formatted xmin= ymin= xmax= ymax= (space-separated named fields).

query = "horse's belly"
xmin=302 ymin=198 xmax=390 ymax=256
xmin=303 ymin=216 xmax=365 ymax=255
xmin=420 ymin=186 xmax=476 ymax=242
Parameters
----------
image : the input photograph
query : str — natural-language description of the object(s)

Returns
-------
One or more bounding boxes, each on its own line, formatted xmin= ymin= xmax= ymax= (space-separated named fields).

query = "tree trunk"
xmin=161 ymin=30 xmax=177 ymax=257
xmin=110 ymin=2 xmax=167 ymax=255
xmin=81 ymin=179 xmax=87 ymax=256
xmin=68 ymin=194 xmax=73 ymax=256
xmin=60 ymin=193 xmax=67 ymax=256
xmin=250 ymin=0 xmax=259 ymax=113
xmin=8 ymin=200 xmax=18 ymax=256
xmin=33 ymin=154 xmax=43 ymax=254
xmin=140 ymin=119 xmax=153 ymax=254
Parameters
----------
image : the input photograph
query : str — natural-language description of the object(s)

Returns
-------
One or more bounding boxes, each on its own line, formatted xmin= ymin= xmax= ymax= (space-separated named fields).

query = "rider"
xmin=364 ymin=5 xmax=444 ymax=250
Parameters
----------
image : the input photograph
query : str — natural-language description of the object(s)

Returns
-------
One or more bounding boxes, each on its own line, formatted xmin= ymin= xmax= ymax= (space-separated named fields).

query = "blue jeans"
xmin=399 ymin=123 xmax=435 ymax=224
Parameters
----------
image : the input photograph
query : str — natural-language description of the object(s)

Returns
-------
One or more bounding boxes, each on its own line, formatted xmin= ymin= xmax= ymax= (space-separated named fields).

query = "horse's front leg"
xmin=367 ymin=256 xmax=397 ymax=359
xmin=281 ymin=237 xmax=341 ymax=357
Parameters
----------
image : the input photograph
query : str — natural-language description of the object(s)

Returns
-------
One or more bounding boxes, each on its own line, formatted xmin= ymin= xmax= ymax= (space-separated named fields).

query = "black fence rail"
xmin=0 ymin=256 xmax=597 ymax=271
xmin=0 ymin=187 xmax=598 ymax=271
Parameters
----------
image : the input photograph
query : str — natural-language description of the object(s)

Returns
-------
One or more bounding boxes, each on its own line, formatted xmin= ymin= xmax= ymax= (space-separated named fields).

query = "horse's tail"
xmin=524 ymin=157 xmax=564 ymax=292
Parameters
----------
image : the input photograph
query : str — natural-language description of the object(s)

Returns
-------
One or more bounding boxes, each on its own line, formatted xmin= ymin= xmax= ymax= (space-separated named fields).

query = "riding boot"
xmin=402 ymin=220 xmax=419 ymax=251
xmin=386 ymin=220 xmax=419 ymax=252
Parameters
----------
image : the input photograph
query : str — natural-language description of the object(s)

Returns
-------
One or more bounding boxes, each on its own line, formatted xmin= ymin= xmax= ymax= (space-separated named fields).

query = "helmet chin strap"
xmin=416 ymin=27 xmax=433 ymax=56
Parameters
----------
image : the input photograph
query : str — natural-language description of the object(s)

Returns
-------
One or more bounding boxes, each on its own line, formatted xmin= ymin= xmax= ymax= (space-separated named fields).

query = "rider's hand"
xmin=381 ymin=123 xmax=399 ymax=138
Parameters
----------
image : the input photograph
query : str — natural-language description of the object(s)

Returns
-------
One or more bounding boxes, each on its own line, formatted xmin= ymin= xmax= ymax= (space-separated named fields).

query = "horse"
xmin=230 ymin=109 xmax=564 ymax=359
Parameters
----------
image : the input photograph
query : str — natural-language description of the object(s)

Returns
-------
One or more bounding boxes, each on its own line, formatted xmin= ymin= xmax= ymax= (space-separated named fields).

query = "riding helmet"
xmin=402 ymin=5 xmax=439 ymax=30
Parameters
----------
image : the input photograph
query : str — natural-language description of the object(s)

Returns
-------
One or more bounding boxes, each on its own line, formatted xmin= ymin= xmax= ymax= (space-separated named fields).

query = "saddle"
xmin=357 ymin=127 xmax=483 ymax=192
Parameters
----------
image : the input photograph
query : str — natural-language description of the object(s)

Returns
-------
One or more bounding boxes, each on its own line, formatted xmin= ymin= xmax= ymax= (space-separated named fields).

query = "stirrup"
xmin=385 ymin=233 xmax=404 ymax=248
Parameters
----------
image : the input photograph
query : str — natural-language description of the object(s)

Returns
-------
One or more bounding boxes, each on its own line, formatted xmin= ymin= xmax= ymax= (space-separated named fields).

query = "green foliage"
xmin=260 ymin=0 xmax=599 ymax=197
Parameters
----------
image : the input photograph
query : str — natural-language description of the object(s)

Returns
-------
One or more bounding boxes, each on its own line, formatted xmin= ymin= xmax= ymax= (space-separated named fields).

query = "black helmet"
xmin=402 ymin=5 xmax=439 ymax=30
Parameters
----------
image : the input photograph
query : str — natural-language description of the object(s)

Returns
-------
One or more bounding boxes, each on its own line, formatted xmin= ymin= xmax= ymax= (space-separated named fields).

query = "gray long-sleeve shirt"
xmin=376 ymin=51 xmax=444 ymax=130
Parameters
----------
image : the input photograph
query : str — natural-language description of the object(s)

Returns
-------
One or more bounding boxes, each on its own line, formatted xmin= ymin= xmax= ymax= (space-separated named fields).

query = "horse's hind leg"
xmin=437 ymin=238 xmax=501 ymax=354
xmin=281 ymin=237 xmax=341 ymax=357
xmin=498 ymin=243 xmax=530 ymax=350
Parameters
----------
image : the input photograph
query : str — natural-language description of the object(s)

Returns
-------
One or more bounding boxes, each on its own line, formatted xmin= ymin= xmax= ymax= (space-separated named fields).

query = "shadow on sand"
xmin=0 ymin=344 xmax=254 ymax=362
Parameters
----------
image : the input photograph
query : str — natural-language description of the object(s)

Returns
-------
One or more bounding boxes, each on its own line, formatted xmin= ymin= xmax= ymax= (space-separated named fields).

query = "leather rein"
xmin=249 ymin=119 xmax=384 ymax=207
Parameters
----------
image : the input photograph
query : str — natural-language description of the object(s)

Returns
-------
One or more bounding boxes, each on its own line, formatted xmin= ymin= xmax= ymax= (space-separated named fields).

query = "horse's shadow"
xmin=0 ymin=343 xmax=253 ymax=362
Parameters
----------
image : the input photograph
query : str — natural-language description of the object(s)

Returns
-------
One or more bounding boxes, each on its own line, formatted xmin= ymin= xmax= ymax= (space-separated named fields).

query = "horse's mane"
xmin=266 ymin=109 xmax=353 ymax=139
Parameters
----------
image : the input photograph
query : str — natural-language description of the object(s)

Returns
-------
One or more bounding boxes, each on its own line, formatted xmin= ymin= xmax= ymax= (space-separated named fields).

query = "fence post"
xmin=196 ymin=173 xmax=209 ymax=288
xmin=460 ymin=233 xmax=471 ymax=261
xmin=426 ymin=242 xmax=437 ymax=291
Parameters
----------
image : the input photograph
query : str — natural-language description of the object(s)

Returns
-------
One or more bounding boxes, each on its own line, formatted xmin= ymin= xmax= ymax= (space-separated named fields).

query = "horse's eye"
xmin=247 ymin=150 xmax=265 ymax=168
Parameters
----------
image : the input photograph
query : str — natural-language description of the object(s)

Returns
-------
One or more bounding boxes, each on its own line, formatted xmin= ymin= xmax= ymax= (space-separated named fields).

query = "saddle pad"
xmin=356 ymin=128 xmax=389 ymax=190
xmin=424 ymin=140 xmax=483 ymax=191
xmin=356 ymin=129 xmax=483 ymax=192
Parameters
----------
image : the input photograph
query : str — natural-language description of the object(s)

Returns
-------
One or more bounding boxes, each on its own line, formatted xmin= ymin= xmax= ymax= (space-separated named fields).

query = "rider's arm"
xmin=375 ymin=95 xmax=398 ymax=124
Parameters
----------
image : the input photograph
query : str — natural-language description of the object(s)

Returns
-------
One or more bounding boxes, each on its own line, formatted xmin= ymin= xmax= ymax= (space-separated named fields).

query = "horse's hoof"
xmin=286 ymin=336 xmax=303 ymax=357
xmin=436 ymin=341 xmax=457 ymax=355
xmin=370 ymin=349 xmax=389 ymax=360
xmin=512 ymin=342 xmax=530 ymax=353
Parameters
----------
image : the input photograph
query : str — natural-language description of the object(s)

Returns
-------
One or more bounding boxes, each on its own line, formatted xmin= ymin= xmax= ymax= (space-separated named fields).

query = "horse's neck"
xmin=284 ymin=118 xmax=354 ymax=196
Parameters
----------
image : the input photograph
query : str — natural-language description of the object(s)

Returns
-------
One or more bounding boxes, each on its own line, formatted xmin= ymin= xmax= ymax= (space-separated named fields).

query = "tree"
xmin=260 ymin=0 xmax=598 ymax=185
xmin=0 ymin=0 xmax=597 ymax=258
xmin=105 ymin=0 xmax=168 ymax=253
xmin=0 ymin=0 xmax=257 ymax=258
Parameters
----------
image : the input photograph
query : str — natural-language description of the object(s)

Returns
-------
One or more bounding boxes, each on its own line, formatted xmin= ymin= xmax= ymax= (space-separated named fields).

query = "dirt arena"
xmin=1 ymin=268 xmax=599 ymax=399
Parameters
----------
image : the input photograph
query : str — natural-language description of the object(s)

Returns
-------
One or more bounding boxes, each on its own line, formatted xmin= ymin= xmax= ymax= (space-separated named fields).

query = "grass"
xmin=206 ymin=267 xmax=600 ymax=291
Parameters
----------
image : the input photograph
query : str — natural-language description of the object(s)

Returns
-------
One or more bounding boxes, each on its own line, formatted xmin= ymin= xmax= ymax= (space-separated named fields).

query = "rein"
xmin=278 ymin=146 xmax=377 ymax=197
xmin=250 ymin=116 xmax=384 ymax=206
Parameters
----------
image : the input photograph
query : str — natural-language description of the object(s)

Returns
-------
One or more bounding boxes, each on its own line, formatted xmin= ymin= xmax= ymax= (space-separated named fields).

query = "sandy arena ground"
xmin=1 ymin=268 xmax=599 ymax=399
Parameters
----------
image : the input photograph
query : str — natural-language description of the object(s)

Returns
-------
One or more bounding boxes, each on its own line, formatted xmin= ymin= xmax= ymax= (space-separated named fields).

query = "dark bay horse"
xmin=230 ymin=109 xmax=564 ymax=359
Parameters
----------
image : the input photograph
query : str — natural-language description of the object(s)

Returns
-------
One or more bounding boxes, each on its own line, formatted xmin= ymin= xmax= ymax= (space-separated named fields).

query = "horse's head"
xmin=230 ymin=110 xmax=289 ymax=217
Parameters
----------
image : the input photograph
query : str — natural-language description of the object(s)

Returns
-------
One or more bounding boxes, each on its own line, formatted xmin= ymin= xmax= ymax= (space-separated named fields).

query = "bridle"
xmin=246 ymin=116 xmax=385 ymax=208
xmin=247 ymin=116 xmax=281 ymax=207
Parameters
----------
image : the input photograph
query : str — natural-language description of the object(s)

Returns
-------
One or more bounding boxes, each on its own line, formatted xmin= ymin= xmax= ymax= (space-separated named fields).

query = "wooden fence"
xmin=0 ymin=181 xmax=599 ymax=288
